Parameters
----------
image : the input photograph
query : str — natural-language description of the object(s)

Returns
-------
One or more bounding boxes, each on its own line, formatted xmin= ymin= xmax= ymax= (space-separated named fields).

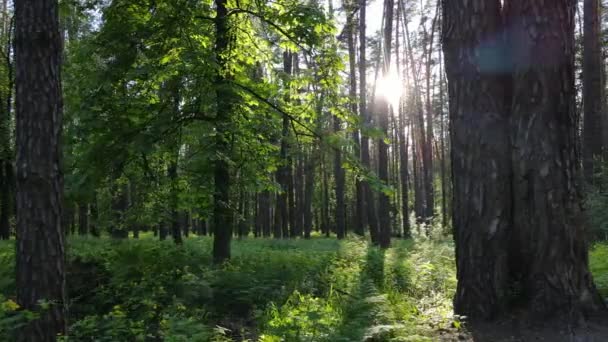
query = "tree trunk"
xmin=507 ymin=0 xmax=604 ymax=318
xmin=442 ymin=0 xmax=512 ymax=319
xmin=303 ymin=149 xmax=315 ymax=239
xmin=212 ymin=0 xmax=233 ymax=262
xmin=90 ymin=195 xmax=100 ymax=237
xmin=422 ymin=4 xmax=439 ymax=220
xmin=0 ymin=160 xmax=10 ymax=239
xmin=359 ymin=0 xmax=378 ymax=241
xmin=376 ymin=0 xmax=394 ymax=248
xmin=439 ymin=50 xmax=448 ymax=231
xmin=15 ymin=0 xmax=67 ymax=337
xmin=583 ymin=0 xmax=605 ymax=183
xmin=78 ymin=203 xmax=88 ymax=235
xmin=334 ymin=114 xmax=346 ymax=239
xmin=444 ymin=0 xmax=605 ymax=320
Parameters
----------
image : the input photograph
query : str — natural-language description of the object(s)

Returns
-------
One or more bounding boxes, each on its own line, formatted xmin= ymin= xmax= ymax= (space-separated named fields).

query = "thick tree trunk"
xmin=444 ymin=0 xmax=605 ymax=320
xmin=212 ymin=0 xmax=233 ymax=262
xmin=442 ymin=0 xmax=512 ymax=319
xmin=583 ymin=0 xmax=605 ymax=183
xmin=507 ymin=0 xmax=604 ymax=318
xmin=15 ymin=0 xmax=67 ymax=338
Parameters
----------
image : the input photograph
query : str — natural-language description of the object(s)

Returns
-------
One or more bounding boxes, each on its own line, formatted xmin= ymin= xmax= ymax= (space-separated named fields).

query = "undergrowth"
xmin=0 ymin=236 xmax=605 ymax=341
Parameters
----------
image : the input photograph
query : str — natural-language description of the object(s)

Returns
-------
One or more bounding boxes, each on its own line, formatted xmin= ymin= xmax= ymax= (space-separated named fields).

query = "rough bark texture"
xmin=442 ymin=0 xmax=512 ymax=319
xmin=15 ymin=0 xmax=67 ymax=338
xmin=212 ymin=0 xmax=233 ymax=262
xmin=507 ymin=0 xmax=604 ymax=318
xmin=583 ymin=0 xmax=605 ymax=183
xmin=443 ymin=0 xmax=605 ymax=321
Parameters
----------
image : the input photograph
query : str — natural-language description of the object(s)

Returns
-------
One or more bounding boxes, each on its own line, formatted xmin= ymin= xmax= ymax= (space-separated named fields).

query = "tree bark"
xmin=507 ymin=0 xmax=604 ymax=318
xmin=443 ymin=0 xmax=605 ymax=321
xmin=212 ymin=0 xmax=233 ymax=262
xmin=15 ymin=0 xmax=67 ymax=337
xmin=442 ymin=0 xmax=512 ymax=319
xmin=376 ymin=0 xmax=394 ymax=248
xmin=583 ymin=0 xmax=605 ymax=183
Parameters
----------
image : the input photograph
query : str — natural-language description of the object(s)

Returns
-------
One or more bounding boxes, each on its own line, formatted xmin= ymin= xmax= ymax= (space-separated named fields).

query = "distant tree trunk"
xmin=303 ymin=146 xmax=315 ymax=239
xmin=411 ymin=119 xmax=424 ymax=223
xmin=438 ymin=51 xmax=448 ymax=231
xmin=376 ymin=0 xmax=394 ymax=248
xmin=182 ymin=211 xmax=190 ymax=238
xmin=583 ymin=0 xmax=605 ymax=183
xmin=293 ymin=155 xmax=304 ymax=237
xmin=422 ymin=4 xmax=439 ymax=220
xmin=212 ymin=0 xmax=233 ymax=262
xmin=398 ymin=121 xmax=410 ymax=238
xmin=78 ymin=203 xmax=88 ymax=235
xmin=334 ymin=111 xmax=346 ymax=239
xmin=321 ymin=157 xmax=330 ymax=237
xmin=168 ymin=160 xmax=182 ymax=244
xmin=344 ymin=0 xmax=364 ymax=237
xmin=15 ymin=0 xmax=67 ymax=337
xmin=0 ymin=2 xmax=13 ymax=242
xmin=404 ymin=20 xmax=428 ymax=223
xmin=90 ymin=195 xmax=100 ymax=237
xmin=159 ymin=222 xmax=168 ymax=240
xmin=359 ymin=0 xmax=378 ymax=241
xmin=0 ymin=160 xmax=10 ymax=239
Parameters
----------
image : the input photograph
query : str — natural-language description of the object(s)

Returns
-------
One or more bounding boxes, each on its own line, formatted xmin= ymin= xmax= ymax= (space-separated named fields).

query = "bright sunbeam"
xmin=375 ymin=67 xmax=403 ymax=110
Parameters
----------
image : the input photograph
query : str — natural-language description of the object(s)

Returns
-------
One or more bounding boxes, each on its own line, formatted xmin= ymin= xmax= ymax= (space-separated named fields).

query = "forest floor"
xmin=0 ymin=235 xmax=607 ymax=341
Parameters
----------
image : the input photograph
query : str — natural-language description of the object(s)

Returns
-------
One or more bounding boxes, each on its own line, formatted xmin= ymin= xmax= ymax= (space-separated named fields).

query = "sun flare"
xmin=375 ymin=68 xmax=403 ymax=110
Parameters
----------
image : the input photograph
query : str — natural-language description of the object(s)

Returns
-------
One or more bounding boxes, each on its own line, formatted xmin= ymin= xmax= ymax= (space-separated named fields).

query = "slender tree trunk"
xmin=334 ymin=111 xmax=346 ymax=239
xmin=212 ymin=0 xmax=233 ymax=262
xmin=375 ymin=0 xmax=394 ymax=248
xmin=78 ymin=203 xmax=88 ymax=235
xmin=359 ymin=0 xmax=378 ymax=241
xmin=439 ymin=50 xmax=448 ymax=231
xmin=90 ymin=195 xmax=100 ymax=237
xmin=422 ymin=4 xmax=439 ymax=220
xmin=303 ymin=149 xmax=315 ymax=239
xmin=0 ymin=160 xmax=10 ymax=239
xmin=168 ymin=157 xmax=182 ymax=244
xmin=583 ymin=0 xmax=605 ymax=183
xmin=15 ymin=0 xmax=67 ymax=337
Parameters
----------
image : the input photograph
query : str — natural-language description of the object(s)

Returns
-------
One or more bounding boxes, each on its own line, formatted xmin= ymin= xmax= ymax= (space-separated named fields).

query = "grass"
xmin=0 ymin=236 xmax=606 ymax=341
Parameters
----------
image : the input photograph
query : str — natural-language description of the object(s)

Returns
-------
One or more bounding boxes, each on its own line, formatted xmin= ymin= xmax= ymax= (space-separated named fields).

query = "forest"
xmin=2 ymin=0 xmax=608 ymax=340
